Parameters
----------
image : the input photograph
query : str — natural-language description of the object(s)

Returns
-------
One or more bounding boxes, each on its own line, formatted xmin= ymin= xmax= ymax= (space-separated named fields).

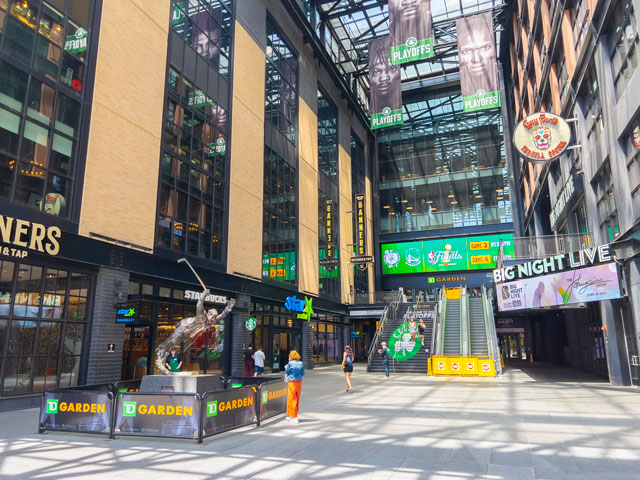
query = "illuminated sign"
xmin=497 ymin=263 xmax=621 ymax=311
xmin=116 ymin=306 xmax=136 ymax=324
xmin=284 ymin=295 xmax=314 ymax=322
xmin=492 ymin=244 xmax=612 ymax=283
xmin=513 ymin=112 xmax=571 ymax=163
xmin=381 ymin=234 xmax=514 ymax=275
xmin=355 ymin=193 xmax=366 ymax=255
xmin=322 ymin=199 xmax=338 ymax=271
xmin=0 ymin=215 xmax=61 ymax=259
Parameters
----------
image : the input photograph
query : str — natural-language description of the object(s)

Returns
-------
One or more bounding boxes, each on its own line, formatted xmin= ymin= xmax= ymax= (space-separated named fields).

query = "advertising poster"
xmin=40 ymin=391 xmax=112 ymax=434
xmin=497 ymin=263 xmax=621 ymax=312
xmin=457 ymin=12 xmax=500 ymax=113
xmin=259 ymin=381 xmax=288 ymax=421
xmin=381 ymin=234 xmax=514 ymax=275
xmin=262 ymin=252 xmax=296 ymax=281
xmin=202 ymin=386 xmax=257 ymax=436
xmin=369 ymin=36 xmax=403 ymax=130
xmin=388 ymin=0 xmax=434 ymax=65
xmin=114 ymin=393 xmax=200 ymax=439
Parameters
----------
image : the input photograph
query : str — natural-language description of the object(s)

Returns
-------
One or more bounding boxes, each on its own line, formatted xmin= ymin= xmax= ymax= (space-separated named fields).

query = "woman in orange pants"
xmin=284 ymin=350 xmax=305 ymax=423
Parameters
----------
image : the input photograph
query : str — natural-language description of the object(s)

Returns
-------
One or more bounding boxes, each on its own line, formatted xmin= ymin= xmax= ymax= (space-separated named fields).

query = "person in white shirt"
xmin=253 ymin=346 xmax=266 ymax=376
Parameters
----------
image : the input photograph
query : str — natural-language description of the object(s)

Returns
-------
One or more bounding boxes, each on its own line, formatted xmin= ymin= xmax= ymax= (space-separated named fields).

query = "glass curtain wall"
xmin=0 ymin=0 xmax=93 ymax=217
xmin=378 ymin=88 xmax=510 ymax=233
xmin=311 ymin=315 xmax=345 ymax=364
xmin=317 ymin=86 xmax=339 ymax=298
xmin=0 ymin=259 xmax=90 ymax=397
xmin=351 ymin=131 xmax=368 ymax=300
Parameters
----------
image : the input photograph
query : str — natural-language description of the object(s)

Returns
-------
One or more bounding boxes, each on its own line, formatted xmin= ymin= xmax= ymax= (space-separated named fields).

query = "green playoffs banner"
xmin=369 ymin=36 xmax=403 ymax=130
xmin=389 ymin=0 xmax=434 ymax=65
xmin=202 ymin=386 xmax=257 ymax=436
xmin=388 ymin=322 xmax=422 ymax=361
xmin=401 ymin=303 xmax=436 ymax=322
xmin=457 ymin=12 xmax=501 ymax=113
xmin=114 ymin=393 xmax=200 ymax=439
xmin=40 ymin=391 xmax=112 ymax=434
xmin=381 ymin=233 xmax=514 ymax=275
xmin=259 ymin=381 xmax=288 ymax=421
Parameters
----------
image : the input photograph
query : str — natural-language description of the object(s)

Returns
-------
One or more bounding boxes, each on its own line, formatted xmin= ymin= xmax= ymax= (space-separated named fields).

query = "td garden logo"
xmin=123 ymin=401 xmax=137 ymax=417
xmin=207 ymin=401 xmax=218 ymax=417
xmin=46 ymin=399 xmax=59 ymax=414
xmin=261 ymin=392 xmax=269 ymax=405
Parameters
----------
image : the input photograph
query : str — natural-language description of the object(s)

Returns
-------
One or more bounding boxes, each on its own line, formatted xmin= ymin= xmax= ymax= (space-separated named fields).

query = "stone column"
xmin=230 ymin=292 xmax=252 ymax=377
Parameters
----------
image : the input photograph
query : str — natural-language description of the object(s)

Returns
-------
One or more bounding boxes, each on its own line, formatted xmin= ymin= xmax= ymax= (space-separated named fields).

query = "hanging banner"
xmin=389 ymin=0 xmax=434 ymax=65
xmin=369 ymin=36 xmax=403 ymax=130
xmin=457 ymin=12 xmax=501 ymax=113
xmin=202 ymin=386 xmax=257 ymax=437
xmin=114 ymin=393 xmax=200 ymax=439
xmin=40 ymin=391 xmax=112 ymax=434
xmin=320 ymin=199 xmax=339 ymax=271
xmin=497 ymin=263 xmax=621 ymax=311
xmin=514 ymin=112 xmax=572 ymax=163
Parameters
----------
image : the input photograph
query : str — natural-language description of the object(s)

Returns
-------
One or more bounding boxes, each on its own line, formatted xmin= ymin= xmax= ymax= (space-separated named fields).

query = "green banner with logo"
xmin=463 ymin=90 xmax=501 ymax=113
xmin=381 ymin=233 xmax=514 ymax=275
xmin=391 ymin=37 xmax=434 ymax=65
xmin=371 ymin=107 xmax=404 ymax=130
xmin=64 ymin=27 xmax=88 ymax=54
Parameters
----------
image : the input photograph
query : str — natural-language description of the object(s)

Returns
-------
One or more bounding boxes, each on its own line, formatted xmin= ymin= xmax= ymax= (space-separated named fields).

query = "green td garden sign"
xmin=388 ymin=322 xmax=422 ymax=361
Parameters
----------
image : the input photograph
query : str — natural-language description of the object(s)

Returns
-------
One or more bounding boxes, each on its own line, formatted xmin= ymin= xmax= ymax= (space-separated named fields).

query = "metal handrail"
xmin=435 ymin=288 xmax=446 ymax=355
xmin=367 ymin=289 xmax=403 ymax=371
xmin=482 ymin=285 xmax=502 ymax=375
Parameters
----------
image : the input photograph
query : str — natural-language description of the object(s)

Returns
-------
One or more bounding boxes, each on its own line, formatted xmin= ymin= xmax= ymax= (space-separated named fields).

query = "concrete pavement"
xmin=1 ymin=364 xmax=640 ymax=479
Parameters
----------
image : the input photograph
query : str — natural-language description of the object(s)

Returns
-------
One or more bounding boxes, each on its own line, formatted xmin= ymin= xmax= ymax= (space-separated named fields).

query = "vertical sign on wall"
xmin=320 ymin=199 xmax=339 ymax=272
xmin=369 ymin=37 xmax=403 ymax=130
xmin=355 ymin=193 xmax=366 ymax=256
xmin=457 ymin=12 xmax=501 ymax=113
xmin=389 ymin=0 xmax=434 ymax=65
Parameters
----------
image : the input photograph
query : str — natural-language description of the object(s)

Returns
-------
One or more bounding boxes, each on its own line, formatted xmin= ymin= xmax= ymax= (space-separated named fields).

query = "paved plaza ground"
xmin=1 ymin=364 xmax=639 ymax=479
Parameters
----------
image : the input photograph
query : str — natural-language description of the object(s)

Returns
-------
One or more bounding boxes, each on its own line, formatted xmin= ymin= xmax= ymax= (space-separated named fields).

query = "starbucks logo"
xmin=382 ymin=107 xmax=392 ymax=116
xmin=388 ymin=322 xmax=422 ymax=361
xmin=406 ymin=37 xmax=418 ymax=47
xmin=476 ymin=89 xmax=487 ymax=98
xmin=245 ymin=317 xmax=256 ymax=331
xmin=384 ymin=250 xmax=400 ymax=269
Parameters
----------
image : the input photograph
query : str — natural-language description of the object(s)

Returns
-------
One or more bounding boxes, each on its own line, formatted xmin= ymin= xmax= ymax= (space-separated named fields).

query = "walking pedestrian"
xmin=418 ymin=318 xmax=426 ymax=345
xmin=378 ymin=342 xmax=390 ymax=378
xmin=342 ymin=345 xmax=354 ymax=393
xmin=253 ymin=346 xmax=265 ymax=376
xmin=284 ymin=350 xmax=305 ymax=424
xmin=408 ymin=317 xmax=417 ymax=342
xmin=243 ymin=345 xmax=254 ymax=376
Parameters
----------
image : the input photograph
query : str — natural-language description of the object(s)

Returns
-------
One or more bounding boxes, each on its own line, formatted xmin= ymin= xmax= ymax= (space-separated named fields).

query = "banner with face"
xmin=456 ymin=12 xmax=501 ymax=113
xmin=369 ymin=36 xmax=403 ymax=130
xmin=389 ymin=0 xmax=434 ymax=64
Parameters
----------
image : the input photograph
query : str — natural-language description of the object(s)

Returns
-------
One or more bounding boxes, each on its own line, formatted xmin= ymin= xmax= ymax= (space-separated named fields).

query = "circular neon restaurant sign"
xmin=513 ymin=112 xmax=571 ymax=163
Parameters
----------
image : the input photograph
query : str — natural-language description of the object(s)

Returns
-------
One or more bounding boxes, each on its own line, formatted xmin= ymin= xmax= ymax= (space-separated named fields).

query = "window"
xmin=0 ymin=261 xmax=90 ymax=397
xmin=262 ymin=147 xmax=297 ymax=285
xmin=610 ymin=0 xmax=640 ymax=99
xmin=593 ymin=162 xmax=620 ymax=242
xmin=317 ymin=87 xmax=338 ymax=179
xmin=582 ymin=65 xmax=603 ymax=148
xmin=624 ymin=123 xmax=640 ymax=219
xmin=157 ymin=69 xmax=228 ymax=263
xmin=265 ymin=20 xmax=298 ymax=145
xmin=170 ymin=0 xmax=232 ymax=76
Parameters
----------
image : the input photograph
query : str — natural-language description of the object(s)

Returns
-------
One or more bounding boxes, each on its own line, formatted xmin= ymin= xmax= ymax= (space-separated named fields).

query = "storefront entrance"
xmin=121 ymin=326 xmax=151 ymax=380
xmin=272 ymin=330 xmax=298 ymax=372
xmin=499 ymin=332 xmax=527 ymax=361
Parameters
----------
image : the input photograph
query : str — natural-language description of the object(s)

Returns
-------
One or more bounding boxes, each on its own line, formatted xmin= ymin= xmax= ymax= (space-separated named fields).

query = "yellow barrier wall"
xmin=431 ymin=356 xmax=495 ymax=377
xmin=446 ymin=356 xmax=463 ymax=375
xmin=462 ymin=357 xmax=478 ymax=376
xmin=432 ymin=356 xmax=448 ymax=376
xmin=478 ymin=357 xmax=496 ymax=376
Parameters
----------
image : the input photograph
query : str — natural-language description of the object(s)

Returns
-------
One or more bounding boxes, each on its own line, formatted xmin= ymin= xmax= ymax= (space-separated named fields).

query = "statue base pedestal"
xmin=140 ymin=374 xmax=224 ymax=395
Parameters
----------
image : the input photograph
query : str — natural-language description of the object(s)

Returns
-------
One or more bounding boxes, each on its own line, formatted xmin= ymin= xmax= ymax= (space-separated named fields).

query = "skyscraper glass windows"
xmin=378 ymin=89 xmax=510 ymax=233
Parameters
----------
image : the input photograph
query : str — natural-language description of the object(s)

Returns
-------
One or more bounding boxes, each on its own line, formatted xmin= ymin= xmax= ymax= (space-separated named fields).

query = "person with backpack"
xmin=341 ymin=345 xmax=354 ymax=393
xmin=377 ymin=342 xmax=390 ymax=378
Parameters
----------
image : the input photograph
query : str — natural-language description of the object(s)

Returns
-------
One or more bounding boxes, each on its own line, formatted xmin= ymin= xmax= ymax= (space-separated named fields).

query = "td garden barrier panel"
xmin=259 ymin=380 xmax=288 ymax=422
xmin=39 ymin=390 xmax=114 ymax=435
xmin=202 ymin=385 xmax=258 ymax=438
xmin=225 ymin=376 xmax=282 ymax=389
xmin=114 ymin=392 xmax=201 ymax=440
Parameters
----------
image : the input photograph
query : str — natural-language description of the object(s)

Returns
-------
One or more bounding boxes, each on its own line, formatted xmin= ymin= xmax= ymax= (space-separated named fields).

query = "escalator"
xmin=469 ymin=297 xmax=488 ymax=355
xmin=443 ymin=299 xmax=461 ymax=355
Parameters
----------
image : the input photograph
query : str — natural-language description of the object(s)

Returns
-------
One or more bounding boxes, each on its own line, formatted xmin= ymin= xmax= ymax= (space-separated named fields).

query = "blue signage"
xmin=116 ymin=307 xmax=136 ymax=323
xmin=284 ymin=296 xmax=314 ymax=322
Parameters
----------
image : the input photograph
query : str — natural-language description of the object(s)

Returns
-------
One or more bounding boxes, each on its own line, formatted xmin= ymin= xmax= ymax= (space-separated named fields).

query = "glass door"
xmin=121 ymin=326 xmax=150 ymax=380
xmin=271 ymin=330 xmax=299 ymax=372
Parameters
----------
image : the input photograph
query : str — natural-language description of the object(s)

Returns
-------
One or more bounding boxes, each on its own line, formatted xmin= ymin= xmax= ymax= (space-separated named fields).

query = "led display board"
xmin=381 ymin=234 xmax=514 ymax=275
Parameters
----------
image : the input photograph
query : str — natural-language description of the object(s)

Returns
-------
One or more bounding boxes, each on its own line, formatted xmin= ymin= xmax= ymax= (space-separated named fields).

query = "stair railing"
xmin=435 ymin=288 xmax=446 ymax=355
xmin=482 ymin=285 xmax=502 ymax=375
xmin=367 ymin=289 xmax=403 ymax=372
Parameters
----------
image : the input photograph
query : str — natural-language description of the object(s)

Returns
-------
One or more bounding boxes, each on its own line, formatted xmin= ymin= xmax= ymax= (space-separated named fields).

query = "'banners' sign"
xmin=457 ymin=12 xmax=501 ymax=113
xmin=0 ymin=215 xmax=61 ymax=259
xmin=513 ymin=112 xmax=571 ymax=163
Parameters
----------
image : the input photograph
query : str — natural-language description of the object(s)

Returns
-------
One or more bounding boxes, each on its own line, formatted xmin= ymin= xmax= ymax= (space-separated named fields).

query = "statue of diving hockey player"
xmin=155 ymin=288 xmax=236 ymax=374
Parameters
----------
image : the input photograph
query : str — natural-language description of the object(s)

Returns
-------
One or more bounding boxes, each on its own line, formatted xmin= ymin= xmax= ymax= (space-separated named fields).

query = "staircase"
xmin=443 ymin=299 xmax=461 ymax=355
xmin=469 ymin=297 xmax=488 ymax=355
xmin=369 ymin=303 xmax=436 ymax=374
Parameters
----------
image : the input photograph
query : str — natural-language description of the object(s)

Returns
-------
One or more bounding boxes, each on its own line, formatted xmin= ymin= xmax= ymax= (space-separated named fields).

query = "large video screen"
xmin=381 ymin=233 xmax=514 ymax=275
xmin=496 ymin=263 xmax=621 ymax=311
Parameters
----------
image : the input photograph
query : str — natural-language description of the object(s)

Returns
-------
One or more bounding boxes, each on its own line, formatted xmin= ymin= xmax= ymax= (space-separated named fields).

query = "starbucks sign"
xmin=245 ymin=318 xmax=256 ymax=331
xmin=388 ymin=322 xmax=422 ymax=361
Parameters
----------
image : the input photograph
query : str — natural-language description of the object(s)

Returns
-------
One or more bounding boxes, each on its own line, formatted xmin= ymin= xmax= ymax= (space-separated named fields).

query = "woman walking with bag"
xmin=341 ymin=345 xmax=354 ymax=393
xmin=284 ymin=350 xmax=305 ymax=423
